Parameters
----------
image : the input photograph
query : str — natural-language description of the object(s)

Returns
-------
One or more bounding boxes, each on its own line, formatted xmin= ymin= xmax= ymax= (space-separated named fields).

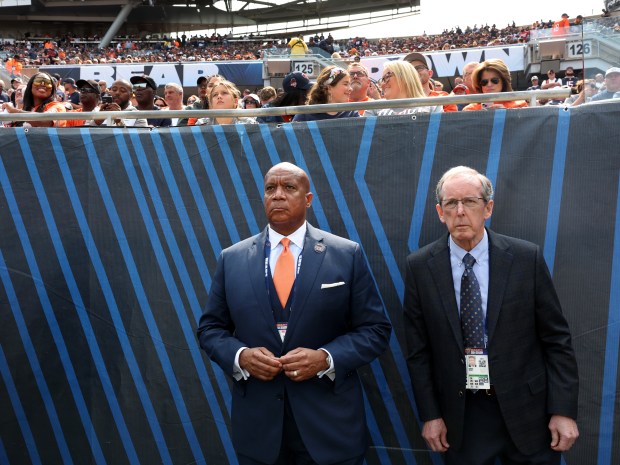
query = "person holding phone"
xmin=462 ymin=60 xmax=528 ymax=111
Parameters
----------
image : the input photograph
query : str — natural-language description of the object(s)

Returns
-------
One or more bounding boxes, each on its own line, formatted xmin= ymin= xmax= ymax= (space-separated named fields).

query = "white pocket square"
xmin=321 ymin=281 xmax=345 ymax=289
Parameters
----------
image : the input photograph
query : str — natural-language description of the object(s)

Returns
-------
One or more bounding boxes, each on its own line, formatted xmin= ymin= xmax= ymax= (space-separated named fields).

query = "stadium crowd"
xmin=1 ymin=11 xmax=619 ymax=127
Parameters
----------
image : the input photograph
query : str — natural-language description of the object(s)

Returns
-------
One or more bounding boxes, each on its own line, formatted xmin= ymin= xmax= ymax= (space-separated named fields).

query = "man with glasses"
xmin=404 ymin=166 xmax=579 ymax=465
xmin=347 ymin=63 xmax=373 ymax=116
xmin=130 ymin=75 xmax=171 ymax=127
xmin=403 ymin=52 xmax=457 ymax=112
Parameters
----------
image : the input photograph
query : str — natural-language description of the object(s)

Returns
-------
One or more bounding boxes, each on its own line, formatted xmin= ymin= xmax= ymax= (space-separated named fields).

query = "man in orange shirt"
xmin=403 ymin=52 xmax=457 ymax=112
xmin=5 ymin=55 xmax=22 ymax=79
xmin=347 ymin=62 xmax=373 ymax=116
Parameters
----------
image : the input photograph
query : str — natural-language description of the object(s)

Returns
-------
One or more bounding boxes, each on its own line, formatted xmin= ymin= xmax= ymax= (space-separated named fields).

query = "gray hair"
xmin=165 ymin=82 xmax=183 ymax=94
xmin=435 ymin=166 xmax=494 ymax=203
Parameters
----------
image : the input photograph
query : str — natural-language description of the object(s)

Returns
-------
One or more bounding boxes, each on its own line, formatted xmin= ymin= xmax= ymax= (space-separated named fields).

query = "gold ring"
xmin=293 ymin=370 xmax=298 ymax=377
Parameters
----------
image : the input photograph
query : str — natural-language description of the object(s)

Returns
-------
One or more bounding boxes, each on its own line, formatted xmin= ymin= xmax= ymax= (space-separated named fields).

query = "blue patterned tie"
xmin=460 ymin=253 xmax=485 ymax=348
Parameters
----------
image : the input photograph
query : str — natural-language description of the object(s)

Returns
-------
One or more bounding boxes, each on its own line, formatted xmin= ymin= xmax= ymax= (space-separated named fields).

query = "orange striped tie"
xmin=273 ymin=238 xmax=295 ymax=307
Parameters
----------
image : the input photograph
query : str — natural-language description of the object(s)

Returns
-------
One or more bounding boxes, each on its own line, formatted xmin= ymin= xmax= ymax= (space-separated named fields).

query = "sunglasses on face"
xmin=132 ymin=82 xmax=150 ymax=90
xmin=79 ymin=88 xmax=98 ymax=94
xmin=414 ymin=65 xmax=429 ymax=72
xmin=245 ymin=99 xmax=259 ymax=106
xmin=32 ymin=77 xmax=53 ymax=88
xmin=480 ymin=77 xmax=501 ymax=86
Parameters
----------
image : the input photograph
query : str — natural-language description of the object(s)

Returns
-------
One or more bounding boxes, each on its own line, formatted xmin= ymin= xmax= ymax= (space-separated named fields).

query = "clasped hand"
xmin=239 ymin=347 xmax=328 ymax=382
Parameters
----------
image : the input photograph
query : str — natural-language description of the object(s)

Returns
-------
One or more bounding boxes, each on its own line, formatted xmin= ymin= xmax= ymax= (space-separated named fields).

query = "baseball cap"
xmin=605 ymin=67 xmax=620 ymax=77
xmin=11 ymin=77 xmax=22 ymax=84
xmin=531 ymin=76 xmax=539 ymax=81
xmin=402 ymin=52 xmax=429 ymax=66
xmin=76 ymin=79 xmax=101 ymax=94
xmin=562 ymin=13 xmax=569 ymax=18
xmin=130 ymin=74 xmax=157 ymax=90
xmin=197 ymin=75 xmax=208 ymax=85
xmin=64 ymin=78 xmax=76 ymax=86
xmin=452 ymin=84 xmax=468 ymax=94
xmin=282 ymin=72 xmax=313 ymax=92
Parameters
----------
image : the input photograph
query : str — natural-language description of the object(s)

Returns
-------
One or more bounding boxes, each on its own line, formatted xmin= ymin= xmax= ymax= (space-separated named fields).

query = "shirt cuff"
xmin=233 ymin=347 xmax=250 ymax=381
xmin=317 ymin=348 xmax=335 ymax=381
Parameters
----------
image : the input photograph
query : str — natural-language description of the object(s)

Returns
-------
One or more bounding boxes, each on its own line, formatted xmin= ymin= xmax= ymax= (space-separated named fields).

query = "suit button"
xmin=460 ymin=358 xmax=465 ymax=364
xmin=276 ymin=394 xmax=283 ymax=401
xmin=458 ymin=390 xmax=464 ymax=398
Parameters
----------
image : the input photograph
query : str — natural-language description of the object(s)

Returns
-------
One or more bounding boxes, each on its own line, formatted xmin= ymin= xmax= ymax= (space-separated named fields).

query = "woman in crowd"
xmin=364 ymin=60 xmax=442 ymax=116
xmin=568 ymin=79 xmax=598 ymax=106
xmin=292 ymin=66 xmax=359 ymax=122
xmin=241 ymin=93 xmax=261 ymax=109
xmin=196 ymin=80 xmax=256 ymax=125
xmin=2 ymin=72 xmax=67 ymax=127
xmin=462 ymin=59 xmax=528 ymax=111
xmin=264 ymin=71 xmax=313 ymax=123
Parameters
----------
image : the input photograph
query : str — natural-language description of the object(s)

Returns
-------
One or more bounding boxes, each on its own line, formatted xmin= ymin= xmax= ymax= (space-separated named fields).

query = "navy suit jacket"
xmin=198 ymin=223 xmax=391 ymax=464
xmin=403 ymin=229 xmax=578 ymax=455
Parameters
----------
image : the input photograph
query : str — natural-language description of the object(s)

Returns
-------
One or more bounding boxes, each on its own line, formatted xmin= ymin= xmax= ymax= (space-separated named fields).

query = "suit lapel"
xmin=486 ymin=230 xmax=513 ymax=344
xmin=284 ymin=224 xmax=325 ymax=345
xmin=248 ymin=227 xmax=282 ymax=344
xmin=427 ymin=235 xmax=464 ymax=351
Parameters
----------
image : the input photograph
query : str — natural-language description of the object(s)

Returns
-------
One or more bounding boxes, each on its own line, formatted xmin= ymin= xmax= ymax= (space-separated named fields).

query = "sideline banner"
xmin=0 ymin=104 xmax=619 ymax=465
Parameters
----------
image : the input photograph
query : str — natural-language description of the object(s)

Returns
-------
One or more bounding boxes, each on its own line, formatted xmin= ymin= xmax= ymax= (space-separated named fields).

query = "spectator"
xmin=527 ymin=76 xmax=541 ymax=90
xmin=462 ymin=62 xmax=479 ymax=94
xmin=463 ymin=59 xmax=528 ymax=111
xmin=186 ymin=95 xmax=199 ymax=105
xmin=347 ymin=62 xmax=373 ymax=115
xmin=130 ymin=75 xmax=171 ymax=127
xmin=594 ymin=73 xmax=606 ymax=90
xmin=180 ymin=74 xmax=224 ymax=126
xmin=450 ymin=84 xmax=469 ymax=111
xmin=163 ymin=82 xmax=184 ymax=126
xmin=0 ymin=80 xmax=9 ymax=103
xmin=154 ymin=96 xmax=168 ymax=109
xmin=288 ymin=34 xmax=309 ymax=55
xmin=197 ymin=80 xmax=256 ymax=126
xmin=9 ymin=78 xmax=22 ymax=106
xmin=565 ymin=80 xmax=596 ymax=105
xmin=258 ymin=86 xmax=277 ymax=106
xmin=2 ymin=71 xmax=66 ymax=127
xmin=267 ymin=71 xmax=313 ymax=123
xmin=541 ymin=69 xmax=562 ymax=89
xmin=241 ymin=93 xmax=261 ymax=109
xmin=365 ymin=60 xmax=442 ymax=116
xmin=293 ymin=66 xmax=359 ymax=122
xmin=563 ymin=67 xmax=578 ymax=87
xmin=403 ymin=51 xmax=457 ymax=112
xmin=1 ymin=83 xmax=26 ymax=127
xmin=63 ymin=78 xmax=81 ymax=109
xmin=589 ymin=67 xmax=620 ymax=102
xmin=66 ymin=79 xmax=101 ymax=127
xmin=98 ymin=80 xmax=108 ymax=94
xmin=97 ymin=79 xmax=147 ymax=127
xmin=5 ymin=55 xmax=22 ymax=78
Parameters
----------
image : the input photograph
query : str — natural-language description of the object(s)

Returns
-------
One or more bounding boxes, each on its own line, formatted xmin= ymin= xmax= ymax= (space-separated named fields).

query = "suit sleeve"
xmin=197 ymin=251 xmax=245 ymax=378
xmin=321 ymin=244 xmax=392 ymax=386
xmin=403 ymin=254 xmax=443 ymax=422
xmin=534 ymin=246 xmax=579 ymax=419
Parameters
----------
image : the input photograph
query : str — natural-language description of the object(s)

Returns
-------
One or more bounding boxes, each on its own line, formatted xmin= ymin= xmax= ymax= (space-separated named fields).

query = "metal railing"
xmin=0 ymin=89 xmax=575 ymax=125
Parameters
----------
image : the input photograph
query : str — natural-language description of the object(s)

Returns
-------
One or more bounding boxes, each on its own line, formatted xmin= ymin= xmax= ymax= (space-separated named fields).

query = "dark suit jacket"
xmin=198 ymin=223 xmax=391 ymax=464
xmin=403 ymin=229 xmax=578 ymax=455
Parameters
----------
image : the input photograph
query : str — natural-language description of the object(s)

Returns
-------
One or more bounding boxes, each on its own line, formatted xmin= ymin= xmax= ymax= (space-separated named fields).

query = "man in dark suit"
xmin=198 ymin=162 xmax=391 ymax=465
xmin=404 ymin=166 xmax=579 ymax=465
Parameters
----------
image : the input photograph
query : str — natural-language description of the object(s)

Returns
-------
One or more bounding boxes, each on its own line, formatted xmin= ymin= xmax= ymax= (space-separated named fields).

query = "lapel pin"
xmin=314 ymin=243 xmax=326 ymax=253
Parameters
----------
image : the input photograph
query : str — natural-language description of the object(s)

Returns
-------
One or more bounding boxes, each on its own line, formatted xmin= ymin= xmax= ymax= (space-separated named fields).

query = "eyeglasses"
xmin=245 ymin=99 xmax=259 ymax=106
xmin=349 ymin=70 xmax=367 ymax=78
xmin=414 ymin=65 xmax=429 ymax=72
xmin=79 ymin=88 xmax=98 ymax=94
xmin=132 ymin=82 xmax=149 ymax=90
xmin=441 ymin=197 xmax=485 ymax=210
xmin=480 ymin=77 xmax=501 ymax=87
xmin=378 ymin=72 xmax=394 ymax=86
xmin=32 ymin=77 xmax=53 ymax=88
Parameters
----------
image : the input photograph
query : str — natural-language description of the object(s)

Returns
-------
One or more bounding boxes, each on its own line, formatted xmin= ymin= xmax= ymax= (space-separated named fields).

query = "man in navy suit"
xmin=198 ymin=162 xmax=391 ymax=465
xmin=404 ymin=166 xmax=579 ymax=465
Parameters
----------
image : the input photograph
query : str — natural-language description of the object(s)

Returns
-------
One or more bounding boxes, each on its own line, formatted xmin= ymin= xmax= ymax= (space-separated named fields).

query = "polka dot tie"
xmin=273 ymin=238 xmax=295 ymax=307
xmin=460 ymin=253 xmax=485 ymax=348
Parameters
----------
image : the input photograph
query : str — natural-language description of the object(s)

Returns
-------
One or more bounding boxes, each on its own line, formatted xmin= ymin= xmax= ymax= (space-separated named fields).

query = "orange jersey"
xmin=33 ymin=101 xmax=67 ymax=127
xmin=462 ymin=100 xmax=528 ymax=111
xmin=430 ymin=90 xmax=458 ymax=112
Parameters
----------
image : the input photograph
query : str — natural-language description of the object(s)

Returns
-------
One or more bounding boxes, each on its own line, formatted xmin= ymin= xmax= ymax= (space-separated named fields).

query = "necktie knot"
xmin=463 ymin=253 xmax=476 ymax=271
xmin=281 ymin=237 xmax=291 ymax=249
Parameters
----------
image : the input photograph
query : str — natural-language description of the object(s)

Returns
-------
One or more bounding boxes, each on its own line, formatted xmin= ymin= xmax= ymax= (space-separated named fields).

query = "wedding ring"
xmin=293 ymin=370 xmax=298 ymax=377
